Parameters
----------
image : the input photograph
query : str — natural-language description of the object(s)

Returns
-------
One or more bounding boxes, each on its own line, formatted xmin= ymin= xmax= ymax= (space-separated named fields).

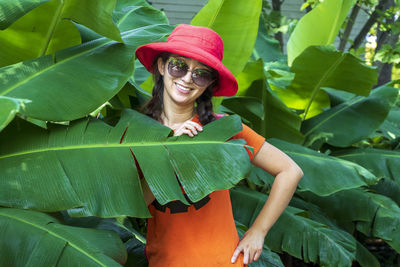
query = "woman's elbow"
xmin=290 ymin=163 xmax=303 ymax=181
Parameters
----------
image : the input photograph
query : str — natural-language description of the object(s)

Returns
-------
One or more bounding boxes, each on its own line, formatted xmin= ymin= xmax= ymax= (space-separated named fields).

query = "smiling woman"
xmin=135 ymin=24 xmax=303 ymax=266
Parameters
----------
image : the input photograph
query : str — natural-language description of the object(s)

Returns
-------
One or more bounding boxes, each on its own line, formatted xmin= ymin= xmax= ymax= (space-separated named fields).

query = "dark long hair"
xmin=143 ymin=52 xmax=218 ymax=125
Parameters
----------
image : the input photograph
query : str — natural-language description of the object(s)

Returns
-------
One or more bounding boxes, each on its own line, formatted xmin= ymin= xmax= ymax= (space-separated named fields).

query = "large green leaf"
xmin=287 ymin=0 xmax=356 ymax=65
xmin=290 ymin=196 xmax=380 ymax=267
xmin=231 ymin=187 xmax=357 ymax=266
xmin=267 ymin=138 xmax=378 ymax=196
xmin=0 ymin=208 xmax=126 ymax=266
xmin=0 ymin=0 xmax=123 ymax=67
xmin=191 ymin=0 xmax=262 ymax=77
xmin=274 ymin=46 xmax=377 ymax=119
xmin=0 ymin=96 xmax=29 ymax=131
xmin=225 ymin=60 xmax=304 ymax=144
xmin=0 ymin=109 xmax=251 ymax=217
xmin=264 ymin=84 xmax=304 ymax=144
xmin=0 ymin=0 xmax=50 ymax=29
xmin=335 ymin=148 xmax=400 ymax=186
xmin=0 ymin=24 xmax=172 ymax=121
xmin=299 ymin=189 xmax=400 ymax=253
xmin=302 ymin=85 xmax=399 ymax=147
xmin=113 ymin=0 xmax=169 ymax=32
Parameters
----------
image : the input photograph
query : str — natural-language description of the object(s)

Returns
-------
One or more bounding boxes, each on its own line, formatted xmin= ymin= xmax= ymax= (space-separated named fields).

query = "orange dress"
xmin=145 ymin=116 xmax=265 ymax=267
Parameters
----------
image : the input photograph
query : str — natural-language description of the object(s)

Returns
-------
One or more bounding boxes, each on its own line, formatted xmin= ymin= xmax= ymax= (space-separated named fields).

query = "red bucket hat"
xmin=135 ymin=24 xmax=238 ymax=97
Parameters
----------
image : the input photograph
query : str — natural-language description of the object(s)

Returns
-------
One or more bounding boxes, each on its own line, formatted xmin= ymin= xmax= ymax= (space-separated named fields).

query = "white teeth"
xmin=176 ymin=83 xmax=191 ymax=91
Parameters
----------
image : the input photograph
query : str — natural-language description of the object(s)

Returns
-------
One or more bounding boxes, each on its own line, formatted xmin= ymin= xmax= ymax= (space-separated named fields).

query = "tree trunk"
xmin=272 ymin=0 xmax=284 ymax=50
xmin=350 ymin=0 xmax=390 ymax=50
xmin=374 ymin=0 xmax=398 ymax=87
xmin=339 ymin=3 xmax=360 ymax=51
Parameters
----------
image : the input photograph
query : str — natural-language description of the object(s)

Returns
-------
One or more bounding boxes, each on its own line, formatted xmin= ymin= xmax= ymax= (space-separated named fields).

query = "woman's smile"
xmin=175 ymin=82 xmax=193 ymax=94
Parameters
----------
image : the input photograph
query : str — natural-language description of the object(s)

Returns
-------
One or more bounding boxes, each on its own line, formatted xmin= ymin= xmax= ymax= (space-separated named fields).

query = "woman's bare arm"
xmin=232 ymin=142 xmax=303 ymax=264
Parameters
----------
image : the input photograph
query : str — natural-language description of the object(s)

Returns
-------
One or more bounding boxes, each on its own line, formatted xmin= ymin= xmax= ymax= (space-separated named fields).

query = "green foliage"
xmin=0 ymin=110 xmax=251 ymax=218
xmin=287 ymin=0 xmax=357 ymax=65
xmin=0 ymin=0 xmax=122 ymax=67
xmin=302 ymin=85 xmax=399 ymax=147
xmin=277 ymin=46 xmax=377 ymax=119
xmin=2 ymin=0 xmax=400 ymax=266
xmin=0 ymin=208 xmax=126 ymax=266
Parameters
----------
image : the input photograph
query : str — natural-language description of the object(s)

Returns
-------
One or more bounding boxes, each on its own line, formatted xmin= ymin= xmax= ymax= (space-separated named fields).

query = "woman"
xmin=135 ymin=24 xmax=303 ymax=267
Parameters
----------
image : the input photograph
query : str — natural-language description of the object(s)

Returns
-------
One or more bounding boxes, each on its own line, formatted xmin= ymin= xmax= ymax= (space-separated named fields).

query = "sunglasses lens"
xmin=168 ymin=58 xmax=188 ymax=78
xmin=167 ymin=57 xmax=215 ymax=87
xmin=192 ymin=69 xmax=214 ymax=87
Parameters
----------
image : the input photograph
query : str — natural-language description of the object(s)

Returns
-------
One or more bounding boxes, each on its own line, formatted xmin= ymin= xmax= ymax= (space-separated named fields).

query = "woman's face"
xmin=158 ymin=54 xmax=215 ymax=106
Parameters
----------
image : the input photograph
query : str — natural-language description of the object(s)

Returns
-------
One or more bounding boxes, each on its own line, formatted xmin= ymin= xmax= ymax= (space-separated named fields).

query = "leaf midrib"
xmin=1 ymin=26 xmax=146 ymax=97
xmin=338 ymin=151 xmax=400 ymax=159
xmin=1 ymin=37 xmax=110 ymax=97
xmin=0 ymin=211 xmax=109 ymax=267
xmin=302 ymin=52 xmax=346 ymax=120
xmin=0 ymin=140 xmax=243 ymax=160
xmin=303 ymin=96 xmax=362 ymax=136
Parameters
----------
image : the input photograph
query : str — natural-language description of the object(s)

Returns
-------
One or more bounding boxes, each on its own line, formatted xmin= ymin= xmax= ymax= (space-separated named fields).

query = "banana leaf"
xmin=299 ymin=189 xmax=400 ymax=253
xmin=225 ymin=60 xmax=304 ymax=144
xmin=0 ymin=0 xmax=122 ymax=67
xmin=267 ymin=138 xmax=378 ymax=196
xmin=0 ymin=208 xmax=126 ymax=266
xmin=302 ymin=85 xmax=399 ymax=147
xmin=264 ymin=84 xmax=304 ymax=144
xmin=274 ymin=46 xmax=377 ymax=119
xmin=231 ymin=187 xmax=357 ymax=267
xmin=290 ymin=196 xmax=380 ymax=267
xmin=0 ymin=24 xmax=173 ymax=122
xmin=191 ymin=0 xmax=262 ymax=77
xmin=335 ymin=148 xmax=400 ymax=186
xmin=0 ymin=96 xmax=29 ymax=131
xmin=114 ymin=1 xmax=169 ymax=32
xmin=287 ymin=0 xmax=356 ymax=65
xmin=0 ymin=109 xmax=251 ymax=218
xmin=0 ymin=0 xmax=50 ymax=29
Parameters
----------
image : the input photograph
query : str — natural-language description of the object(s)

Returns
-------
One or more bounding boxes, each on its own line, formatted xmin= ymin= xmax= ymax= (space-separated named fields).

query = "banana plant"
xmin=0 ymin=0 xmax=122 ymax=67
xmin=0 ymin=110 xmax=252 ymax=218
xmin=0 ymin=208 xmax=127 ymax=266
xmin=287 ymin=0 xmax=357 ymax=65
xmin=0 ymin=1 xmax=174 ymax=129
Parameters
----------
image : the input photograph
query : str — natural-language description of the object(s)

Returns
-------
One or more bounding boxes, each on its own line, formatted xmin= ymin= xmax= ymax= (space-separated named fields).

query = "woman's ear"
xmin=157 ymin=57 xmax=165 ymax=76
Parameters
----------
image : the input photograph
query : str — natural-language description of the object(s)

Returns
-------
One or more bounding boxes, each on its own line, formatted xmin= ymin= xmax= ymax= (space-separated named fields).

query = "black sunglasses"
xmin=167 ymin=57 xmax=216 ymax=87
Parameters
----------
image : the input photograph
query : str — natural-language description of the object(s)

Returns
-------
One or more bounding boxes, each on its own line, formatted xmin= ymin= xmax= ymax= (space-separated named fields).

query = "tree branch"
xmin=350 ymin=0 xmax=390 ymax=50
xmin=339 ymin=3 xmax=360 ymax=51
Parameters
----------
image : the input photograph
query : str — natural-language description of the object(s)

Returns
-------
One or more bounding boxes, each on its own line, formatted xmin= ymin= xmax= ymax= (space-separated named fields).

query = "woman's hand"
xmin=173 ymin=120 xmax=203 ymax=137
xmin=231 ymin=227 xmax=266 ymax=264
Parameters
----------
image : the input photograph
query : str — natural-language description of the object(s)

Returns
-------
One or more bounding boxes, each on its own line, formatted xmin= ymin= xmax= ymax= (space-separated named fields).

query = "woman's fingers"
xmin=243 ymin=250 xmax=250 ymax=265
xmin=231 ymin=246 xmax=242 ymax=263
xmin=253 ymin=249 xmax=262 ymax=262
xmin=186 ymin=121 xmax=203 ymax=131
xmin=173 ymin=120 xmax=203 ymax=137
